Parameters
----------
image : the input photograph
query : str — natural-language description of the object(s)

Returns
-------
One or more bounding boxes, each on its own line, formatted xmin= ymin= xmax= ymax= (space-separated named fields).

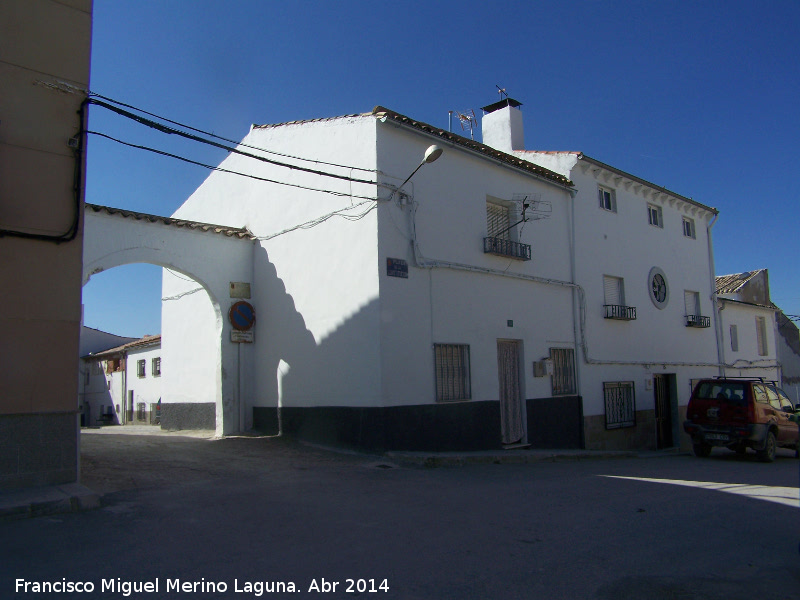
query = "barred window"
xmin=550 ymin=348 xmax=576 ymax=395
xmin=604 ymin=382 xmax=636 ymax=429
xmin=434 ymin=344 xmax=471 ymax=402
xmin=152 ymin=357 xmax=161 ymax=377
xmin=137 ymin=359 xmax=146 ymax=378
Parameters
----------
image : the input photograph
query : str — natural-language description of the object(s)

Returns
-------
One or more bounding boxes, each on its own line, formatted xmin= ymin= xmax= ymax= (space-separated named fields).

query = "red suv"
xmin=684 ymin=378 xmax=799 ymax=462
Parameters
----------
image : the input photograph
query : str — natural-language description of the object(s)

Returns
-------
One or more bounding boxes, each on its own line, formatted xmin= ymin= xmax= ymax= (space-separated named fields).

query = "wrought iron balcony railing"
xmin=483 ymin=237 xmax=531 ymax=261
xmin=685 ymin=314 xmax=711 ymax=328
xmin=604 ymin=304 xmax=637 ymax=321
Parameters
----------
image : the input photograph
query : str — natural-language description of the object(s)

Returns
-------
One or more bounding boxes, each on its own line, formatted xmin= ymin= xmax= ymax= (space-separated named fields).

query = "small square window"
xmin=647 ymin=204 xmax=663 ymax=228
xmin=682 ymin=217 xmax=696 ymax=239
xmin=598 ymin=186 xmax=616 ymax=212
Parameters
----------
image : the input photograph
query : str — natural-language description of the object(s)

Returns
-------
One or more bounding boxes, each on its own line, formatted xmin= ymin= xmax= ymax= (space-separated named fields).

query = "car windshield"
xmin=695 ymin=382 xmax=747 ymax=406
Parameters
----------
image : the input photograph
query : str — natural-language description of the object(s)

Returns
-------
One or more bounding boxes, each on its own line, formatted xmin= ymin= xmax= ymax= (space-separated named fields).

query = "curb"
xmin=385 ymin=450 xmax=639 ymax=468
xmin=0 ymin=483 xmax=100 ymax=522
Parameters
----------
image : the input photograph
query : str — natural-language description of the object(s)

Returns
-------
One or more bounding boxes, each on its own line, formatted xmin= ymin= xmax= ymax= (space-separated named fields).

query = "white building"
xmin=81 ymin=335 xmax=162 ymax=426
xmin=487 ymin=99 xmax=720 ymax=450
xmin=715 ymin=269 xmax=800 ymax=401
xmin=162 ymin=100 xmax=725 ymax=451
xmin=78 ymin=326 xmax=136 ymax=426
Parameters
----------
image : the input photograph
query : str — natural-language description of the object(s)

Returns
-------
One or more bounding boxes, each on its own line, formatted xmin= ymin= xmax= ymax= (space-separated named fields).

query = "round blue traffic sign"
xmin=229 ymin=301 xmax=256 ymax=331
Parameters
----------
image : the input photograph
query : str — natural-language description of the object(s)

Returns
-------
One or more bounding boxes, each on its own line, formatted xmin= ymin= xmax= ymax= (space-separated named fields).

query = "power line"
xmin=89 ymin=92 xmax=380 ymax=174
xmin=86 ymin=98 xmax=384 ymax=188
xmin=257 ymin=200 xmax=377 ymax=241
xmin=86 ymin=130 xmax=379 ymax=201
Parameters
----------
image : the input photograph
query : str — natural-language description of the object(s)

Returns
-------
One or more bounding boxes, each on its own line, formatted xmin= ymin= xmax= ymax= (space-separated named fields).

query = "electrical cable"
xmin=0 ymin=99 xmax=86 ymax=243
xmin=86 ymin=130 xmax=379 ymax=201
xmin=89 ymin=92 xmax=380 ymax=174
xmin=86 ymin=98 xmax=385 ymax=189
xmin=257 ymin=200 xmax=377 ymax=241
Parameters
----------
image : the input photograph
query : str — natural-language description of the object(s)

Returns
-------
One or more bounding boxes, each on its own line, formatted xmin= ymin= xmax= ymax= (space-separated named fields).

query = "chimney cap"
xmin=481 ymin=98 xmax=523 ymax=114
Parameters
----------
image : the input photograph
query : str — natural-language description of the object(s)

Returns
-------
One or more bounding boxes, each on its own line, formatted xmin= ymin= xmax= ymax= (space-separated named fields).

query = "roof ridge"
xmin=371 ymin=106 xmax=573 ymax=187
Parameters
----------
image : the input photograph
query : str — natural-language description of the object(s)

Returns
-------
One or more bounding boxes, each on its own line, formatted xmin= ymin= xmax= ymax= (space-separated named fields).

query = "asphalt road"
xmin=2 ymin=428 xmax=798 ymax=599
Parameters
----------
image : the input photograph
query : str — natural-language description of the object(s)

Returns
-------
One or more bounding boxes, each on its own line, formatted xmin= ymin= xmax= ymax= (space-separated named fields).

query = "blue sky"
xmin=82 ymin=0 xmax=800 ymax=337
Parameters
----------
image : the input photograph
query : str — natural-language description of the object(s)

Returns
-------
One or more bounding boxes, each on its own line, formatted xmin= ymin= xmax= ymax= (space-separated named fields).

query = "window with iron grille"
xmin=137 ymin=359 xmax=146 ymax=378
xmin=152 ymin=357 xmax=161 ymax=377
xmin=550 ymin=348 xmax=576 ymax=395
xmin=683 ymin=290 xmax=709 ymax=327
xmin=603 ymin=275 xmax=635 ymax=320
xmin=434 ymin=344 xmax=471 ymax=402
xmin=604 ymin=382 xmax=636 ymax=429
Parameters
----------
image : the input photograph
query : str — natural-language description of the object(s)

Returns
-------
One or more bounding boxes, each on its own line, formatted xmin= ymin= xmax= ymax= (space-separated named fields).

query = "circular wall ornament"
xmin=648 ymin=267 xmax=669 ymax=309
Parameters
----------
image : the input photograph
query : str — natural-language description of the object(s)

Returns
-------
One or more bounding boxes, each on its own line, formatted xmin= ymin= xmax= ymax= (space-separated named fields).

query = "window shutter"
xmin=730 ymin=325 xmax=739 ymax=352
xmin=684 ymin=291 xmax=699 ymax=316
xmin=604 ymin=276 xmax=621 ymax=306
xmin=486 ymin=202 xmax=511 ymax=240
xmin=756 ymin=317 xmax=768 ymax=356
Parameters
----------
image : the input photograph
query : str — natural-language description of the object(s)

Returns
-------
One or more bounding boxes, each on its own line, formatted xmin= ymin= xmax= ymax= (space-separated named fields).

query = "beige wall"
xmin=0 ymin=0 xmax=92 ymax=488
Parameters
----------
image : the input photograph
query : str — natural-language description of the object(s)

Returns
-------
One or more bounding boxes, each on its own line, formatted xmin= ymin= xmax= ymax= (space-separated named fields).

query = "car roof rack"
xmin=712 ymin=376 xmax=765 ymax=381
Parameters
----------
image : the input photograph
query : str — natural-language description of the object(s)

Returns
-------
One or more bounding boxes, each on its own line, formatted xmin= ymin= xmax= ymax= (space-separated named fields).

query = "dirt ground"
xmin=79 ymin=425 xmax=381 ymax=495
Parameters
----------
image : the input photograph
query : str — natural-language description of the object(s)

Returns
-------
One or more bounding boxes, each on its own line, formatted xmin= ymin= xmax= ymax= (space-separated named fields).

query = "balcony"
xmin=685 ymin=314 xmax=711 ymax=328
xmin=604 ymin=304 xmax=637 ymax=321
xmin=483 ymin=237 xmax=531 ymax=261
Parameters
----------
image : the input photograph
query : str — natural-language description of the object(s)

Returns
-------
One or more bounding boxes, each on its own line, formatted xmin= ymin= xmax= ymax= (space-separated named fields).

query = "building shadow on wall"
xmin=251 ymin=246 xmax=501 ymax=452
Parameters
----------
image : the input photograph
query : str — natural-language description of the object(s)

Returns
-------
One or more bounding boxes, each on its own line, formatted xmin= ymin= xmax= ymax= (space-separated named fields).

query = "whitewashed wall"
xmin=125 ymin=344 xmax=162 ymax=412
xmin=172 ymin=116 xmax=381 ymax=413
xmin=516 ymin=153 xmax=720 ymax=420
xmin=83 ymin=208 xmax=254 ymax=434
xmin=718 ymin=300 xmax=780 ymax=381
xmin=375 ymin=123 xmax=575 ymax=408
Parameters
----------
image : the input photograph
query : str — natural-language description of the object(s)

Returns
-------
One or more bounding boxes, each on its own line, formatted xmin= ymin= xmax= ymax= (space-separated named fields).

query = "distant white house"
xmin=715 ymin=269 xmax=800 ymax=401
xmin=160 ymin=99 xmax=726 ymax=452
xmin=80 ymin=334 xmax=162 ymax=426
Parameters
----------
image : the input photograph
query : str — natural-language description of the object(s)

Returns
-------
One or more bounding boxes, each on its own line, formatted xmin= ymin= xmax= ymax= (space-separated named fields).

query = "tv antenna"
xmin=512 ymin=193 xmax=550 ymax=221
xmin=496 ymin=85 xmax=509 ymax=99
xmin=451 ymin=109 xmax=477 ymax=139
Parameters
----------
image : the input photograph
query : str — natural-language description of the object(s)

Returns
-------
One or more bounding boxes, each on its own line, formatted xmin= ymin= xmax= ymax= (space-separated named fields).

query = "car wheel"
xmin=757 ymin=431 xmax=776 ymax=463
xmin=693 ymin=442 xmax=712 ymax=458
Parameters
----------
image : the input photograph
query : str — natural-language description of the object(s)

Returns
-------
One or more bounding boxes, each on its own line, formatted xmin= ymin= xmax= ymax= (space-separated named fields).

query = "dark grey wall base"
xmin=254 ymin=397 xmax=584 ymax=452
xmin=526 ymin=396 xmax=584 ymax=449
xmin=160 ymin=403 xmax=215 ymax=431
xmin=254 ymin=401 xmax=502 ymax=452
xmin=0 ymin=412 xmax=77 ymax=490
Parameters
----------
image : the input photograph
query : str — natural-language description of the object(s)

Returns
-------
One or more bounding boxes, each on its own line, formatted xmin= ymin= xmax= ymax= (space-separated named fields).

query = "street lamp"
xmin=394 ymin=144 xmax=443 ymax=202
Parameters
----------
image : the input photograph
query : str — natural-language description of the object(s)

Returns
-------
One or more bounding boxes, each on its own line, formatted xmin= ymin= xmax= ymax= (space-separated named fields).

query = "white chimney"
xmin=481 ymin=98 xmax=524 ymax=153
